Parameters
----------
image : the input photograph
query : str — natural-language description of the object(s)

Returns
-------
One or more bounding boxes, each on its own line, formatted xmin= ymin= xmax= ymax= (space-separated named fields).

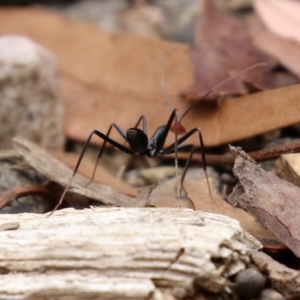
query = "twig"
xmin=0 ymin=186 xmax=53 ymax=210
xmin=187 ymin=140 xmax=300 ymax=166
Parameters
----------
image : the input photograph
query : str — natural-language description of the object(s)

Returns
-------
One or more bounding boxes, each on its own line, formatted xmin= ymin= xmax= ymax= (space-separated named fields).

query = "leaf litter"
xmin=180 ymin=0 xmax=277 ymax=103
xmin=13 ymin=138 xmax=141 ymax=208
xmin=1 ymin=7 xmax=300 ymax=148
xmin=2 ymin=2 xmax=300 ymax=297
xmin=252 ymin=251 xmax=300 ymax=299
xmin=230 ymin=146 xmax=300 ymax=258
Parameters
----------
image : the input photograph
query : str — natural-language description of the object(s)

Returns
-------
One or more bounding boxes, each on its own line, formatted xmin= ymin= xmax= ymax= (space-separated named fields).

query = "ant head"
xmin=126 ymin=128 xmax=148 ymax=154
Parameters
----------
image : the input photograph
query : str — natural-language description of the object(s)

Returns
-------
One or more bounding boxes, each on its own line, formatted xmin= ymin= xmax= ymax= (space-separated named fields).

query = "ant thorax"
xmin=147 ymin=125 xmax=169 ymax=157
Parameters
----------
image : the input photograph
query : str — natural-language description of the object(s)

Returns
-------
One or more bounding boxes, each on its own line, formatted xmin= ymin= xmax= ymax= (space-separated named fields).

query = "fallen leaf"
xmin=13 ymin=138 xmax=142 ymax=208
xmin=149 ymin=168 xmax=279 ymax=245
xmin=181 ymin=0 xmax=276 ymax=102
xmin=254 ymin=0 xmax=300 ymax=44
xmin=63 ymin=74 xmax=300 ymax=148
xmin=2 ymin=8 xmax=300 ymax=148
xmin=248 ymin=15 xmax=300 ymax=78
xmin=230 ymin=146 xmax=300 ymax=257
xmin=48 ymin=150 xmax=137 ymax=196
xmin=183 ymin=170 xmax=280 ymax=245
xmin=148 ymin=176 xmax=195 ymax=209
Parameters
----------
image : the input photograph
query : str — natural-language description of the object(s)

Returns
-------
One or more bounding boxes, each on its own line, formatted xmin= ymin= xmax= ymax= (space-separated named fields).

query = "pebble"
xmin=235 ymin=268 xmax=267 ymax=300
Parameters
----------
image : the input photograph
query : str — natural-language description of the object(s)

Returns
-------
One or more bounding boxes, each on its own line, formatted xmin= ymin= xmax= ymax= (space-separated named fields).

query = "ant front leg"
xmin=161 ymin=127 xmax=212 ymax=199
xmin=148 ymin=109 xmax=180 ymax=196
xmin=48 ymin=129 xmax=135 ymax=217
xmin=87 ymin=123 xmax=129 ymax=187
xmin=90 ymin=115 xmax=147 ymax=186
xmin=91 ymin=115 xmax=148 ymax=184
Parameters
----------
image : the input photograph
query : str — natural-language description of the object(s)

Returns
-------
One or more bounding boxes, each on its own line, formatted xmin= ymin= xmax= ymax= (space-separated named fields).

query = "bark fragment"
xmin=230 ymin=146 xmax=300 ymax=257
xmin=0 ymin=207 xmax=261 ymax=299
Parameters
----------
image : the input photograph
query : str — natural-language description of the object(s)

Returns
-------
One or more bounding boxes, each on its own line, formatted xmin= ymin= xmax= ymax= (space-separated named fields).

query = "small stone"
xmin=235 ymin=268 xmax=267 ymax=300
xmin=0 ymin=35 xmax=64 ymax=149
xmin=260 ymin=289 xmax=284 ymax=300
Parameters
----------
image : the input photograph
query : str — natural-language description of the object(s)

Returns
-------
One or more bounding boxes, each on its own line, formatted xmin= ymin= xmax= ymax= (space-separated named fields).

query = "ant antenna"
xmin=179 ymin=62 xmax=267 ymax=123
xmin=160 ymin=64 xmax=173 ymax=112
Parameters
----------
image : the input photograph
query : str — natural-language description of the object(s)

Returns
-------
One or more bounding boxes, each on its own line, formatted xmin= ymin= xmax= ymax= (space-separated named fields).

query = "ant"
xmin=48 ymin=63 xmax=265 ymax=216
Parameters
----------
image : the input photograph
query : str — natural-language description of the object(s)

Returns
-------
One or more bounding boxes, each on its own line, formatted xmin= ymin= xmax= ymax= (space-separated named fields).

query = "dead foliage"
xmin=0 ymin=6 xmax=300 ymax=148
xmin=180 ymin=0 xmax=277 ymax=102
xmin=2 ymin=1 xmax=300 ymax=297
xmin=230 ymin=146 xmax=300 ymax=258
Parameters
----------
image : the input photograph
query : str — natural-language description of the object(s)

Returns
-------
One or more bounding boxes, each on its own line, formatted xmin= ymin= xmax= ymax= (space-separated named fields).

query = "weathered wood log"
xmin=0 ymin=207 xmax=261 ymax=299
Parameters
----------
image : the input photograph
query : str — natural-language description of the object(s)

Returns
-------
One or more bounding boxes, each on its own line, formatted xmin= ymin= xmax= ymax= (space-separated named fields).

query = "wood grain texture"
xmin=0 ymin=207 xmax=261 ymax=299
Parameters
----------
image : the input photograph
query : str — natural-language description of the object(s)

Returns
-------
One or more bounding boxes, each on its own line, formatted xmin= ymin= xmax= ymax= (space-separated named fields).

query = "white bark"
xmin=0 ymin=207 xmax=261 ymax=299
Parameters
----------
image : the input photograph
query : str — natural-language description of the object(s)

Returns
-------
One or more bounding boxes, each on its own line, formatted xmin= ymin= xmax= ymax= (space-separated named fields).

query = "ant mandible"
xmin=49 ymin=63 xmax=265 ymax=216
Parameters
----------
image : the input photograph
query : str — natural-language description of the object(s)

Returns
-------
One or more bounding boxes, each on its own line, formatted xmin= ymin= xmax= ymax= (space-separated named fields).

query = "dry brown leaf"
xmin=2 ymin=8 xmax=300 ymax=148
xmin=13 ymin=138 xmax=142 ymax=207
xmin=62 ymin=74 xmax=300 ymax=148
xmin=148 ymin=176 xmax=195 ymax=209
xmin=248 ymin=15 xmax=300 ymax=79
xmin=183 ymin=173 xmax=279 ymax=245
xmin=230 ymin=146 xmax=300 ymax=257
xmin=0 ymin=7 xmax=193 ymax=145
xmin=181 ymin=0 xmax=276 ymax=102
xmin=252 ymin=251 xmax=300 ymax=299
xmin=149 ymin=170 xmax=279 ymax=244
xmin=254 ymin=0 xmax=300 ymax=44
xmin=48 ymin=150 xmax=137 ymax=196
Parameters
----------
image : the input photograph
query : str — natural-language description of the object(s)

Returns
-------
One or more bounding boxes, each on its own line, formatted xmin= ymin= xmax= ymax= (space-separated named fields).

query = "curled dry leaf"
xmin=230 ymin=146 xmax=300 ymax=257
xmin=181 ymin=0 xmax=276 ymax=102
xmin=13 ymin=138 xmax=142 ymax=208
xmin=252 ymin=251 xmax=300 ymax=299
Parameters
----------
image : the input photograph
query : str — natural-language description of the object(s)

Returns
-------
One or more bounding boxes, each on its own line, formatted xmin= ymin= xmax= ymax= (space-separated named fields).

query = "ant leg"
xmin=87 ymin=123 xmax=128 ymax=187
xmin=90 ymin=115 xmax=147 ymax=185
xmin=173 ymin=112 xmax=179 ymax=198
xmin=148 ymin=109 xmax=180 ymax=196
xmin=161 ymin=127 xmax=212 ymax=199
xmin=87 ymin=114 xmax=148 ymax=187
xmin=48 ymin=130 xmax=135 ymax=217
xmin=132 ymin=115 xmax=147 ymax=134
xmin=179 ymin=146 xmax=195 ymax=198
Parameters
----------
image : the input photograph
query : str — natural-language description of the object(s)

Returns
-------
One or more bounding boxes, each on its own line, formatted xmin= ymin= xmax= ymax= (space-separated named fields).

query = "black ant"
xmin=49 ymin=63 xmax=265 ymax=216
